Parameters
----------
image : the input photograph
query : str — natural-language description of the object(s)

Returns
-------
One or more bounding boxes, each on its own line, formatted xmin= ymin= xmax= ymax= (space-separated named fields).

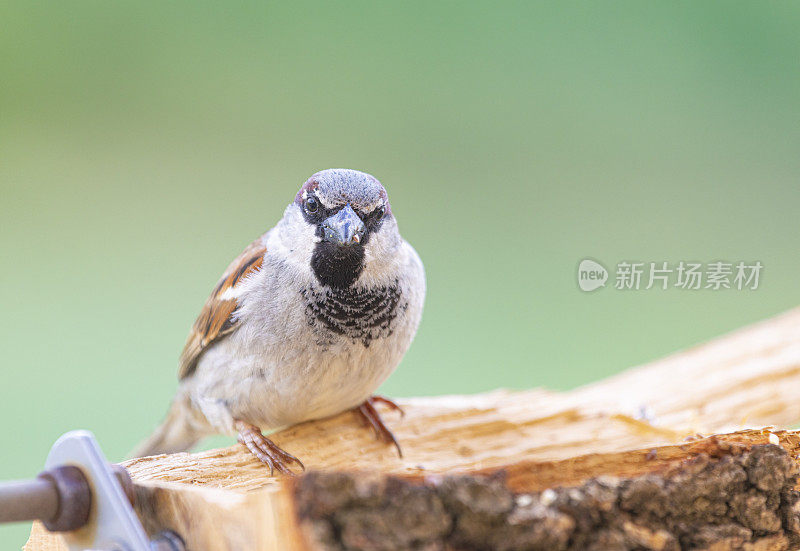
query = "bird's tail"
xmin=130 ymin=393 xmax=207 ymax=458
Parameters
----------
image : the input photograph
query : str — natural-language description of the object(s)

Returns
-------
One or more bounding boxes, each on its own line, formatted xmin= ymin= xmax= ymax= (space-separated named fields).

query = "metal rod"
xmin=0 ymin=477 xmax=58 ymax=524
xmin=150 ymin=531 xmax=186 ymax=551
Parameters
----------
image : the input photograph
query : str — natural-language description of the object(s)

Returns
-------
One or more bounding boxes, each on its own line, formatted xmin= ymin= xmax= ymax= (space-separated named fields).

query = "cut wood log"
xmin=24 ymin=307 xmax=800 ymax=551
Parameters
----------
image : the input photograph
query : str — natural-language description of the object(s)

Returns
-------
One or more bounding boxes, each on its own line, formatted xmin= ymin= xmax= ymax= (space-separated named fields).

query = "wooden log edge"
xmin=290 ymin=439 xmax=800 ymax=551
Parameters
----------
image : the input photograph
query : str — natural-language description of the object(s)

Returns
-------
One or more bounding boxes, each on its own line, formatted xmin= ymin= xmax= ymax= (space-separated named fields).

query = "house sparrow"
xmin=133 ymin=169 xmax=425 ymax=474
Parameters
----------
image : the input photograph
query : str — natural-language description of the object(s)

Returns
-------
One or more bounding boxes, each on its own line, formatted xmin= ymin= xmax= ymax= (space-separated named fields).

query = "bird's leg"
xmin=356 ymin=395 xmax=404 ymax=457
xmin=234 ymin=420 xmax=305 ymax=476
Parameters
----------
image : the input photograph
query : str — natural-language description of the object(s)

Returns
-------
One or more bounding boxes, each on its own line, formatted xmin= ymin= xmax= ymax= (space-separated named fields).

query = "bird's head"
xmin=279 ymin=169 xmax=402 ymax=288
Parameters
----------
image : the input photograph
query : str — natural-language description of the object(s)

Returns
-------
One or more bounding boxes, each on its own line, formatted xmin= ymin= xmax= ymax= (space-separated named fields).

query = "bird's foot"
xmin=235 ymin=420 xmax=305 ymax=476
xmin=356 ymin=395 xmax=404 ymax=457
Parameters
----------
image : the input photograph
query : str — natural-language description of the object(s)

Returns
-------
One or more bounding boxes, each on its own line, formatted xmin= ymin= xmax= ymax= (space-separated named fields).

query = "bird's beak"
xmin=321 ymin=204 xmax=366 ymax=246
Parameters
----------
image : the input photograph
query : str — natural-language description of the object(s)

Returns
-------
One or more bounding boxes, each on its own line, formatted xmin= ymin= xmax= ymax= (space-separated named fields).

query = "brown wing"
xmin=178 ymin=236 xmax=267 ymax=379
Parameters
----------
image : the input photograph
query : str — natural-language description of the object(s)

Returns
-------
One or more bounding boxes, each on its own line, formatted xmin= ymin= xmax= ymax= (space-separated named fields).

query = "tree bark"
xmin=25 ymin=307 xmax=800 ymax=551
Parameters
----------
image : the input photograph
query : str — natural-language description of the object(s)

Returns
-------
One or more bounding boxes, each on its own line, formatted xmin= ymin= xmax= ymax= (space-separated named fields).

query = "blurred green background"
xmin=2 ymin=1 xmax=800 ymax=546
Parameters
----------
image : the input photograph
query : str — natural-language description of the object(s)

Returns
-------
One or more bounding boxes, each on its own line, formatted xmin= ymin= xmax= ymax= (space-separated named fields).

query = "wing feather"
xmin=178 ymin=236 xmax=267 ymax=379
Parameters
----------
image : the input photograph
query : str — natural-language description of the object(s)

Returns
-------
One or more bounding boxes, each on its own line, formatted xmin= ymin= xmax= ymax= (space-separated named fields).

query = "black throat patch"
xmin=302 ymin=280 xmax=405 ymax=347
xmin=310 ymin=241 xmax=365 ymax=289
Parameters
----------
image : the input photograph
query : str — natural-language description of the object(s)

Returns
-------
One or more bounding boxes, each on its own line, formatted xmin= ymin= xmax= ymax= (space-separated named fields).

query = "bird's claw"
xmin=370 ymin=394 xmax=405 ymax=418
xmin=357 ymin=396 xmax=404 ymax=457
xmin=235 ymin=421 xmax=305 ymax=476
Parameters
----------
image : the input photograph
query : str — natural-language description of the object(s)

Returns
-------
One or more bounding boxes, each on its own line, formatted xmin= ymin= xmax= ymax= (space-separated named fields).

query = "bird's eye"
xmin=305 ymin=196 xmax=319 ymax=214
xmin=374 ymin=205 xmax=385 ymax=218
